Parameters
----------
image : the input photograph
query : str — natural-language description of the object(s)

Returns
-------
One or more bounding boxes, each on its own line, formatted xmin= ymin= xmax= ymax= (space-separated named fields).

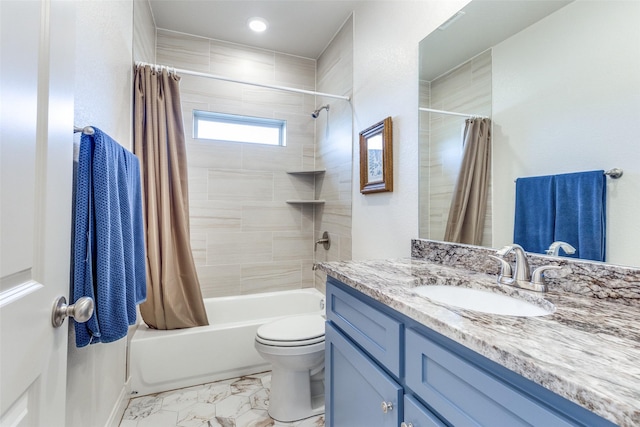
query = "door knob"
xmin=401 ymin=423 xmax=414 ymax=427
xmin=51 ymin=296 xmax=94 ymax=327
xmin=381 ymin=401 xmax=393 ymax=413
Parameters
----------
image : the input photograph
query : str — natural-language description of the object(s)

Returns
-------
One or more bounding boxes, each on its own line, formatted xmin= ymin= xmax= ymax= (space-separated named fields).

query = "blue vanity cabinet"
xmin=325 ymin=280 xmax=402 ymax=377
xmin=403 ymin=394 xmax=447 ymax=427
xmin=326 ymin=279 xmax=446 ymax=427
xmin=325 ymin=323 xmax=403 ymax=427
xmin=406 ymin=328 xmax=578 ymax=427
xmin=325 ymin=277 xmax=618 ymax=427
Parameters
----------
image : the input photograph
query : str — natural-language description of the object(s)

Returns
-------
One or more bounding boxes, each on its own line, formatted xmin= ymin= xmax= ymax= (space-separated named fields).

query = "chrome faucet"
xmin=489 ymin=244 xmax=560 ymax=292
xmin=545 ymin=241 xmax=576 ymax=256
xmin=496 ymin=244 xmax=530 ymax=284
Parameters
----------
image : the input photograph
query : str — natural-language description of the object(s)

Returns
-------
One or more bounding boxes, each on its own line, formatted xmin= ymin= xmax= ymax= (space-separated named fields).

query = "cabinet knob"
xmin=401 ymin=423 xmax=414 ymax=427
xmin=381 ymin=401 xmax=393 ymax=413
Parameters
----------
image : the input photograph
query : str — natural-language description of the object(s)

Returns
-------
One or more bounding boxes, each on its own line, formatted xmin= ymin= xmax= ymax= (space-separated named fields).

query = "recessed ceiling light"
xmin=248 ymin=17 xmax=268 ymax=33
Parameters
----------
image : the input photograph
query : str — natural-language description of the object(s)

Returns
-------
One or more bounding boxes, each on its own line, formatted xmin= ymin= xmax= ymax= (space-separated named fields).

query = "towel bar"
xmin=604 ymin=168 xmax=623 ymax=178
xmin=514 ymin=168 xmax=623 ymax=183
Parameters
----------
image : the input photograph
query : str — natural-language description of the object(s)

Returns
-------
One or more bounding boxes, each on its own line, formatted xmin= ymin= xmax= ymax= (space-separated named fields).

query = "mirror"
xmin=419 ymin=0 xmax=640 ymax=267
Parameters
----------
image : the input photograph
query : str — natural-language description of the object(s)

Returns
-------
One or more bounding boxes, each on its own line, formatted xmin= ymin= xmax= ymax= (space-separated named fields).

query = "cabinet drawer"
xmin=326 ymin=280 xmax=402 ymax=377
xmin=405 ymin=328 xmax=578 ymax=427
xmin=326 ymin=323 xmax=402 ymax=427
xmin=403 ymin=394 xmax=446 ymax=427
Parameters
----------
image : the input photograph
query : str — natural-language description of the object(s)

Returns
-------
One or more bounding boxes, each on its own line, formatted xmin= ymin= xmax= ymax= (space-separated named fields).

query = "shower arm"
xmin=311 ymin=105 xmax=330 ymax=118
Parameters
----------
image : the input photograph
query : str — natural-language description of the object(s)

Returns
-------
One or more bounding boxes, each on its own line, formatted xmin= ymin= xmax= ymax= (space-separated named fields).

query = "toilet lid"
xmin=256 ymin=314 xmax=325 ymax=343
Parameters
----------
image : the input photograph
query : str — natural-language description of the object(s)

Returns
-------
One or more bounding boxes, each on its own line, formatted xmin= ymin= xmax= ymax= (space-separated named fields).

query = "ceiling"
xmin=419 ymin=0 xmax=574 ymax=81
xmin=148 ymin=1 xmax=575 ymax=73
xmin=147 ymin=0 xmax=362 ymax=59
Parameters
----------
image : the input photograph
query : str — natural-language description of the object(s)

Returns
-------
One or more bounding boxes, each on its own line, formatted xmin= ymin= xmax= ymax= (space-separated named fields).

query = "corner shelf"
xmin=286 ymin=200 xmax=325 ymax=205
xmin=286 ymin=169 xmax=326 ymax=175
xmin=285 ymin=169 xmax=326 ymax=205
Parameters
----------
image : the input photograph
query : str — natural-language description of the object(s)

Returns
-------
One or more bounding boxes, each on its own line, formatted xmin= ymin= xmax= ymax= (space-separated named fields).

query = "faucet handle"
xmin=488 ymin=255 xmax=512 ymax=283
xmin=531 ymin=265 xmax=562 ymax=288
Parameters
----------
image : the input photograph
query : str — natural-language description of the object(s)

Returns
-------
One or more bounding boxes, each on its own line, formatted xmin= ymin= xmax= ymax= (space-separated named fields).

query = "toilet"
xmin=254 ymin=314 xmax=326 ymax=422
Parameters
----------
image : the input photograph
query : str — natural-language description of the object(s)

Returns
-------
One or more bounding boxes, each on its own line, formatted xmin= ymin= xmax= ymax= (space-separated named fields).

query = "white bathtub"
xmin=129 ymin=288 xmax=325 ymax=396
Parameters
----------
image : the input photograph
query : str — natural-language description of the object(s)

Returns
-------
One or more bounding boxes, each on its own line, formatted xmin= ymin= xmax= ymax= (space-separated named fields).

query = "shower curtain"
xmin=133 ymin=65 xmax=208 ymax=329
xmin=444 ymin=117 xmax=491 ymax=245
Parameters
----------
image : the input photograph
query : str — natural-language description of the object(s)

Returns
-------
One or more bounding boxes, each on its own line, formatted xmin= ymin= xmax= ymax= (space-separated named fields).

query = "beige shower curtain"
xmin=133 ymin=65 xmax=208 ymax=329
xmin=444 ymin=117 xmax=491 ymax=245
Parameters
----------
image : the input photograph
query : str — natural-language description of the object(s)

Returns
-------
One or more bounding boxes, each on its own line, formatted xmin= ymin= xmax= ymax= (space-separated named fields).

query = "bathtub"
xmin=129 ymin=288 xmax=325 ymax=396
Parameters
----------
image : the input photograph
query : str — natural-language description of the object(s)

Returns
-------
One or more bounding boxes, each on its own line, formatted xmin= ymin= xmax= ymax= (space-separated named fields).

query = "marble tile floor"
xmin=119 ymin=371 xmax=325 ymax=427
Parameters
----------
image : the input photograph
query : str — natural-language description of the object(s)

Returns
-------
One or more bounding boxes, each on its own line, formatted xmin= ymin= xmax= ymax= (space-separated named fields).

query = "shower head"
xmin=311 ymin=104 xmax=330 ymax=118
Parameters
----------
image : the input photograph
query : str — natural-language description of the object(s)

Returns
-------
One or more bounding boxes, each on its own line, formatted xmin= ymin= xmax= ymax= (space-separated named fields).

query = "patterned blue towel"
xmin=72 ymin=127 xmax=146 ymax=347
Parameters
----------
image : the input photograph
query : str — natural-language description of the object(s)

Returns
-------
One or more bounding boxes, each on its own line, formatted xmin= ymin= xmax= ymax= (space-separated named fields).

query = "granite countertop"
xmin=318 ymin=258 xmax=640 ymax=427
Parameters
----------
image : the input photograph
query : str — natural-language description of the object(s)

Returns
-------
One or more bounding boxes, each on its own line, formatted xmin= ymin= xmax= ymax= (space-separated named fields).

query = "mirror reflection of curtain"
xmin=444 ymin=118 xmax=491 ymax=245
xmin=133 ymin=65 xmax=209 ymax=329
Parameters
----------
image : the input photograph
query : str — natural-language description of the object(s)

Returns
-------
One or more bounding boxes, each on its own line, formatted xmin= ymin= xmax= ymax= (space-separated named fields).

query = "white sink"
xmin=413 ymin=285 xmax=554 ymax=317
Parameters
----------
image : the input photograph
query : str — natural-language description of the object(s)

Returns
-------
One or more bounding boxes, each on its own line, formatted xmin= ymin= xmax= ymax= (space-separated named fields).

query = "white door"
xmin=0 ymin=1 xmax=75 ymax=426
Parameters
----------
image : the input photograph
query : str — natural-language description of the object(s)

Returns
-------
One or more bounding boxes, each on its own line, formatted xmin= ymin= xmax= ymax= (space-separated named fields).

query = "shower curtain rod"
xmin=135 ymin=62 xmax=351 ymax=101
xmin=419 ymin=107 xmax=488 ymax=119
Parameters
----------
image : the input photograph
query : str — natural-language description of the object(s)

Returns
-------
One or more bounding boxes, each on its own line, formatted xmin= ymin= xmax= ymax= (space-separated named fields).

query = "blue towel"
xmin=72 ymin=127 xmax=147 ymax=347
xmin=514 ymin=175 xmax=555 ymax=254
xmin=553 ymin=170 xmax=606 ymax=262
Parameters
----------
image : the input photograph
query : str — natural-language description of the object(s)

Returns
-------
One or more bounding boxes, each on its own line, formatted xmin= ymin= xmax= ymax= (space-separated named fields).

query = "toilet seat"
xmin=256 ymin=314 xmax=325 ymax=347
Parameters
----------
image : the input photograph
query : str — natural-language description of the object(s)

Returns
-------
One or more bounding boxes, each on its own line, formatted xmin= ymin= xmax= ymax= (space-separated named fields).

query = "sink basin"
xmin=413 ymin=285 xmax=554 ymax=317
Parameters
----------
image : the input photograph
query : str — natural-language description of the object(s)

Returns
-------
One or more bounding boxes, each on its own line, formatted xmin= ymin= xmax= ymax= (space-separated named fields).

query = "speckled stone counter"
xmin=318 ymin=249 xmax=640 ymax=426
xmin=412 ymin=239 xmax=640 ymax=302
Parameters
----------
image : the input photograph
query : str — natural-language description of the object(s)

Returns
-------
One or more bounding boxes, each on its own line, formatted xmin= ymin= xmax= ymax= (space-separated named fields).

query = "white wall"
xmin=491 ymin=0 xmax=640 ymax=267
xmin=66 ymin=1 xmax=135 ymax=426
xmin=351 ymin=0 xmax=470 ymax=260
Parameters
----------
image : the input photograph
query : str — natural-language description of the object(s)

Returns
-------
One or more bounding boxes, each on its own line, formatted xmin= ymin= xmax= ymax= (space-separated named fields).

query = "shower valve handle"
xmin=315 ymin=231 xmax=331 ymax=250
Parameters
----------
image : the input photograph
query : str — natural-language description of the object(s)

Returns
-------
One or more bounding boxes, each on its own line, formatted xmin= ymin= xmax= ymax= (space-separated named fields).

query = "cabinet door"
xmin=403 ymin=395 xmax=447 ymax=427
xmin=326 ymin=322 xmax=402 ymax=427
xmin=326 ymin=280 xmax=402 ymax=377
xmin=405 ymin=328 xmax=584 ymax=427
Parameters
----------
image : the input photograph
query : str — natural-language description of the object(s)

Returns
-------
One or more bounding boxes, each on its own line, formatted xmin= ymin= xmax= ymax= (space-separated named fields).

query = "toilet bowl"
xmin=254 ymin=314 xmax=326 ymax=422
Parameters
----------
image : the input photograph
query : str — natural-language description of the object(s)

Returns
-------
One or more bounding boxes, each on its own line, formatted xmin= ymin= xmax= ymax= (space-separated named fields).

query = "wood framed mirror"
xmin=359 ymin=116 xmax=392 ymax=194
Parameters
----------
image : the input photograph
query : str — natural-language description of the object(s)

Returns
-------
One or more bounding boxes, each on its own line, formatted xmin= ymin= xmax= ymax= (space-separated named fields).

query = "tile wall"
xmin=419 ymin=50 xmax=492 ymax=246
xmin=156 ymin=26 xmax=352 ymax=298
xmin=418 ymin=79 xmax=431 ymax=239
xmin=313 ymin=16 xmax=354 ymax=292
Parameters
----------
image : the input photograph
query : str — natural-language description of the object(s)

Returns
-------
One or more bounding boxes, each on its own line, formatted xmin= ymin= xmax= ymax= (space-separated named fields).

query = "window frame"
xmin=193 ymin=110 xmax=287 ymax=147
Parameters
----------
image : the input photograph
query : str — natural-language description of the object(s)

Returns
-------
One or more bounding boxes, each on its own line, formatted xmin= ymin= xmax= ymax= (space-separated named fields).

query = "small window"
xmin=193 ymin=110 xmax=286 ymax=146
